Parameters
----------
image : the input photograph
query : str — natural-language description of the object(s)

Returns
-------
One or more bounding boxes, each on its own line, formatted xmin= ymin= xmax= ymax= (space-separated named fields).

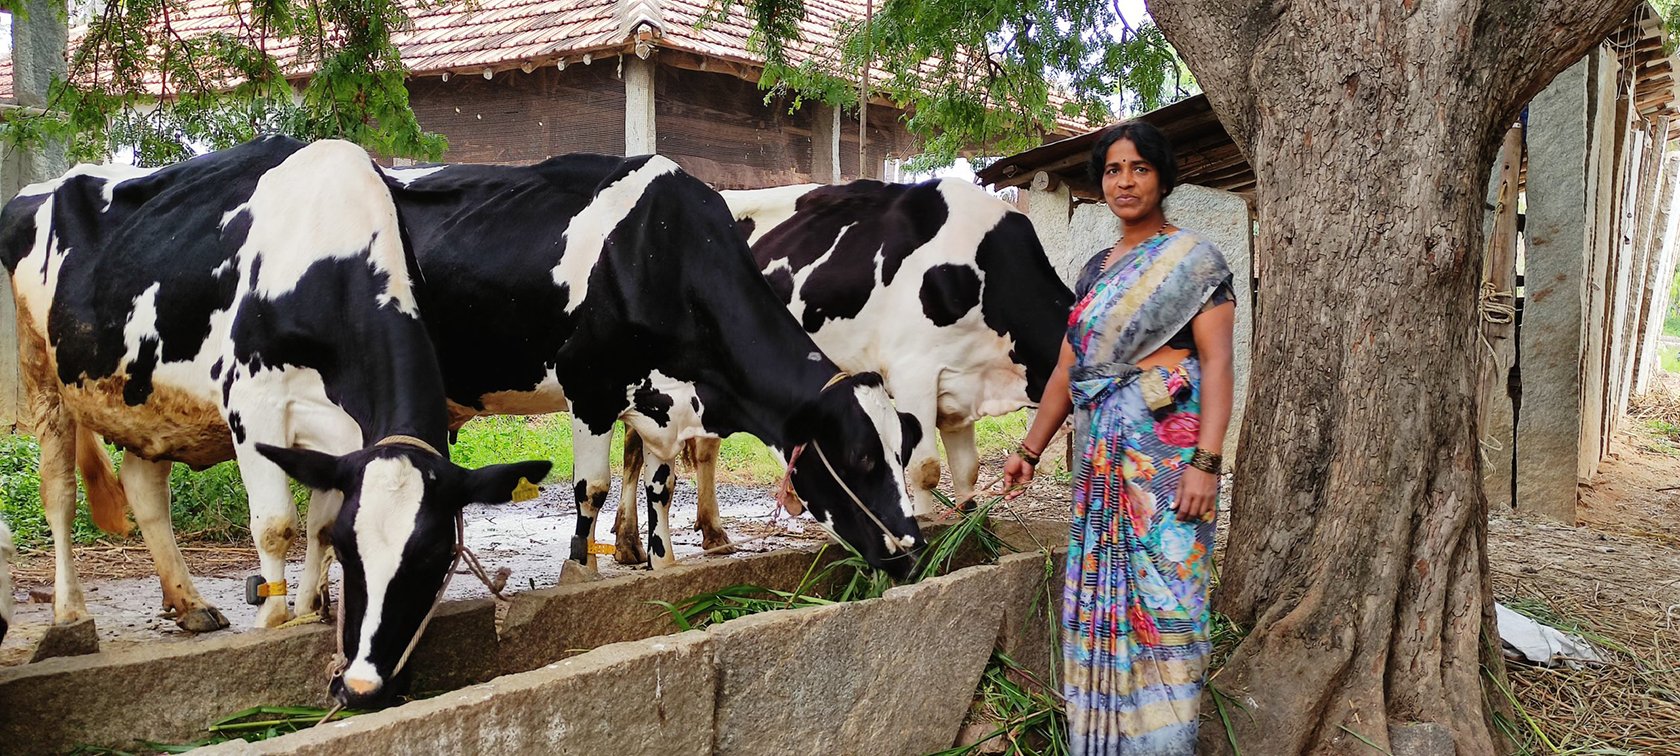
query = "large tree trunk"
xmin=1144 ymin=0 xmax=1640 ymax=753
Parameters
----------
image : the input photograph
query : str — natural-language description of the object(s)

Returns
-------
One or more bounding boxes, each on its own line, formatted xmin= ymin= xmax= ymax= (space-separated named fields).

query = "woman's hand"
xmin=1001 ymin=453 xmax=1036 ymax=500
xmin=1174 ymin=466 xmax=1219 ymax=522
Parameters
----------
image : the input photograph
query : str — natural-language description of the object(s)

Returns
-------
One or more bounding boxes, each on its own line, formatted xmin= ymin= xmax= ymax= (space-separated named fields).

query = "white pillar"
xmin=1 ymin=0 xmax=68 ymax=433
xmin=624 ymin=56 xmax=656 ymax=156
xmin=812 ymin=104 xmax=840 ymax=184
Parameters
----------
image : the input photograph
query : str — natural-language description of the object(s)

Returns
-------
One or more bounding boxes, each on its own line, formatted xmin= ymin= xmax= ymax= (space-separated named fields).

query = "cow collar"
xmin=374 ymin=435 xmax=442 ymax=457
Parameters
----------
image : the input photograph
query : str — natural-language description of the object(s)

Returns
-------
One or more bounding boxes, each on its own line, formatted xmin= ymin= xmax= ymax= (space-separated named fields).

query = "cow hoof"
xmin=614 ymin=540 xmax=648 ymax=566
xmin=701 ymin=531 xmax=735 ymax=554
xmin=253 ymin=601 xmax=293 ymax=629
xmin=177 ymin=606 xmax=231 ymax=633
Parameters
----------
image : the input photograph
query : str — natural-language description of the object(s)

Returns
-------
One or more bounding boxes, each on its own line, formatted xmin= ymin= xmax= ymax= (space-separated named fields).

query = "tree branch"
xmin=1478 ymin=0 xmax=1644 ymax=121
xmin=1147 ymin=0 xmax=1273 ymax=148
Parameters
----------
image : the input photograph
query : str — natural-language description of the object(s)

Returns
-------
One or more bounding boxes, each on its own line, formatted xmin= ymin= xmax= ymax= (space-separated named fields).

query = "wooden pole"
xmin=859 ymin=0 xmax=871 ymax=179
xmin=1478 ymin=122 xmax=1522 ymax=508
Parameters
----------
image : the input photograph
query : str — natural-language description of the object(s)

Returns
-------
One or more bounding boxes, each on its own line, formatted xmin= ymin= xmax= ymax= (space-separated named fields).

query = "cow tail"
xmin=76 ymin=425 xmax=132 ymax=535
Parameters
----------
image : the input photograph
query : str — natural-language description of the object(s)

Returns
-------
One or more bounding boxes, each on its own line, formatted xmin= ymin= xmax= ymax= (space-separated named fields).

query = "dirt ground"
xmin=5 ymin=424 xmax=1678 ymax=750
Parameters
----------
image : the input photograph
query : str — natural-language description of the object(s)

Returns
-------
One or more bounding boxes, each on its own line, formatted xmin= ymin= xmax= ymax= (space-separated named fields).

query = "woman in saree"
xmin=1002 ymin=120 xmax=1236 ymax=755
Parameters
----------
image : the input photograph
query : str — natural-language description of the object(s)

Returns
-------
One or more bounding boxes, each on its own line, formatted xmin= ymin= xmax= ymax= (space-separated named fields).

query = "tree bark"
xmin=1145 ymin=0 xmax=1641 ymax=753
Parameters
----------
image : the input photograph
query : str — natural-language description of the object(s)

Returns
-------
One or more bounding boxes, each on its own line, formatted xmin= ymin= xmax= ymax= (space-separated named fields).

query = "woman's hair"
xmin=1088 ymin=121 xmax=1178 ymax=198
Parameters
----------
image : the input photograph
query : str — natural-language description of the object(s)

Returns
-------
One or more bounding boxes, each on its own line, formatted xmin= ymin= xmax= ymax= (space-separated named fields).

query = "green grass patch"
xmin=1660 ymin=343 xmax=1680 ymax=374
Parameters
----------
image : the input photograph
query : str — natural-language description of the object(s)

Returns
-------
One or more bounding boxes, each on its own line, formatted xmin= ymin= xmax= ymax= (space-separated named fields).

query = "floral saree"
xmin=1062 ymin=230 xmax=1231 ymax=756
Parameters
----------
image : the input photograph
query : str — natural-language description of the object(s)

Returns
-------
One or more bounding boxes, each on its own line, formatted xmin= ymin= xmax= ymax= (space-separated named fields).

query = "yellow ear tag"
xmin=511 ymin=478 xmax=540 ymax=503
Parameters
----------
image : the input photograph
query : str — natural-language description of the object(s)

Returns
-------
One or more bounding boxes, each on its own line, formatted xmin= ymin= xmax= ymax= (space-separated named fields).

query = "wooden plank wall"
xmin=654 ymin=64 xmax=817 ymax=189
xmin=408 ymin=63 xmax=628 ymax=164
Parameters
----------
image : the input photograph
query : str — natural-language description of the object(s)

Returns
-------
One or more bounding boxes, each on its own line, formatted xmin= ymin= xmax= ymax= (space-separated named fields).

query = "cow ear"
xmin=897 ymin=413 xmax=922 ymax=468
xmin=255 ymin=444 xmax=346 ymax=492
xmin=462 ymin=460 xmax=553 ymax=507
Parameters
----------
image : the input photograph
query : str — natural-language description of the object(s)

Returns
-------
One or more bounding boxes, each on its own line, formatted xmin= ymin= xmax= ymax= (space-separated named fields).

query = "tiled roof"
xmin=0 ymin=0 xmax=1091 ymax=132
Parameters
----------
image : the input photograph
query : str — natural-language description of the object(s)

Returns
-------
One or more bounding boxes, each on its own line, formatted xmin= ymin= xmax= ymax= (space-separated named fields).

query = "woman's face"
xmin=1101 ymin=138 xmax=1163 ymax=224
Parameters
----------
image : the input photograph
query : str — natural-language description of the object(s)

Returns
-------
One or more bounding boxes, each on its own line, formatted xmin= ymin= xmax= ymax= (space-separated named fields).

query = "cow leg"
xmin=295 ymin=488 xmax=342 ymax=621
xmin=19 ymin=321 xmax=90 ymax=626
xmin=233 ymin=447 xmax=301 ymax=628
xmin=38 ymin=415 xmax=89 ymax=625
xmin=568 ymin=419 xmax=613 ymax=571
xmin=689 ymin=437 xmax=733 ymax=552
xmin=643 ymin=452 xmax=678 ymax=570
xmin=940 ymin=423 xmax=981 ymax=508
xmin=898 ymin=395 xmax=945 ymax=516
xmin=121 ymin=453 xmax=229 ymax=632
xmin=614 ymin=427 xmax=649 ymax=565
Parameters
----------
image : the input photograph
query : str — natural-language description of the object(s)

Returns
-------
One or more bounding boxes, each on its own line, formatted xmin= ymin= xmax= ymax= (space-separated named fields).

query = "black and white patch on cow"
xmin=711 ymin=178 xmax=1074 ymax=516
xmin=0 ymin=520 xmax=14 ymax=643
xmin=0 ymin=138 xmax=550 ymax=699
xmin=385 ymin=156 xmax=925 ymax=576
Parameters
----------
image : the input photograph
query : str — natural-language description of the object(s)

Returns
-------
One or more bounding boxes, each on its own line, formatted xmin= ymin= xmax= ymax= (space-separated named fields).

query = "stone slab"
xmin=498 ymin=545 xmax=822 ymax=676
xmin=991 ymin=549 xmax=1066 ymax=686
xmin=194 ymin=631 xmax=716 ymax=756
xmin=710 ymin=562 xmax=1005 ymax=756
xmin=407 ymin=597 xmax=499 ymax=693
xmin=0 ymin=624 xmax=335 ymax=756
xmin=1517 ymin=55 xmax=1594 ymax=523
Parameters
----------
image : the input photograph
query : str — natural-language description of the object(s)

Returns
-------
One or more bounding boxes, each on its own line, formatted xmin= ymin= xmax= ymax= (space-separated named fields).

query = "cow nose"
xmin=344 ymin=675 xmax=381 ymax=696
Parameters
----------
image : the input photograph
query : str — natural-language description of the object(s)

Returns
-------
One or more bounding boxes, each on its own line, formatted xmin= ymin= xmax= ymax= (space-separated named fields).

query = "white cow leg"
xmin=569 ymin=419 xmax=614 ymax=571
xmin=38 ymin=418 xmax=89 ymax=625
xmin=614 ymin=427 xmax=649 ymax=565
xmin=643 ymin=451 xmax=679 ymax=570
xmin=234 ymin=445 xmax=302 ymax=628
xmin=941 ymin=423 xmax=981 ymax=508
xmin=689 ymin=437 xmax=733 ymax=552
xmin=296 ymin=488 xmax=342 ymax=621
xmin=122 ymin=453 xmax=229 ymax=632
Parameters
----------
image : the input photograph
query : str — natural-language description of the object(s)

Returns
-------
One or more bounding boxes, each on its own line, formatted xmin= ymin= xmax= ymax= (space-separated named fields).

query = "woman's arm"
xmin=1001 ymin=338 xmax=1076 ymax=498
xmin=1174 ymin=301 xmax=1235 ymax=521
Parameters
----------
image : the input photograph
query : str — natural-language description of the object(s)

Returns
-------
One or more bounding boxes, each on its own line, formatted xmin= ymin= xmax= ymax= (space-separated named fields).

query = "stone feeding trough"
xmin=1 ymin=518 xmax=1068 ymax=756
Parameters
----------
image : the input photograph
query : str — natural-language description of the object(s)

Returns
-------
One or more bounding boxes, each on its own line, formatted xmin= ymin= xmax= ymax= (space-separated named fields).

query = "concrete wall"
xmin=1 ymin=522 xmax=1071 ymax=756
xmin=1025 ymin=183 xmax=1253 ymax=462
xmin=183 ymin=545 xmax=1069 ymax=756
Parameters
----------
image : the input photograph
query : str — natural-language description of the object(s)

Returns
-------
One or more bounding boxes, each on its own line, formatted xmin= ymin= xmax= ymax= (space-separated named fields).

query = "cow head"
xmin=783 ymin=372 xmax=924 ymax=579
xmin=0 ymin=520 xmax=13 ymax=643
xmin=256 ymin=443 xmax=551 ymax=708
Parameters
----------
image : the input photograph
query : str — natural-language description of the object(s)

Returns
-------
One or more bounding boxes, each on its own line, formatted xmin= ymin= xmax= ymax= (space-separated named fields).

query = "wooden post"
xmin=858 ymin=0 xmax=871 ymax=179
xmin=812 ymin=104 xmax=841 ymax=184
xmin=1478 ymin=123 xmax=1521 ymax=509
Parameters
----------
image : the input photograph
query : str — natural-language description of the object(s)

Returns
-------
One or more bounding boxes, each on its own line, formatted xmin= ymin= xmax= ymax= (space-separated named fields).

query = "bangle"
xmin=1017 ymin=443 xmax=1042 ymax=465
xmin=1189 ymin=448 xmax=1222 ymax=474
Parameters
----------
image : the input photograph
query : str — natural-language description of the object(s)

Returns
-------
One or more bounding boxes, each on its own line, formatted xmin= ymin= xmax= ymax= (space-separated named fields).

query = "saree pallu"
xmin=1062 ymin=231 xmax=1228 ymax=756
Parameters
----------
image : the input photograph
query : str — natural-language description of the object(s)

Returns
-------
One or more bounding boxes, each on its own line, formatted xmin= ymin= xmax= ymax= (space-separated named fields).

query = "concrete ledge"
xmin=709 ymin=561 xmax=1005 ymax=756
xmin=0 ymin=624 xmax=335 ymax=756
xmin=992 ymin=549 xmax=1065 ymax=685
xmin=498 ymin=545 xmax=823 ymax=676
xmin=408 ymin=598 xmax=498 ymax=693
xmin=195 ymin=631 xmax=716 ymax=756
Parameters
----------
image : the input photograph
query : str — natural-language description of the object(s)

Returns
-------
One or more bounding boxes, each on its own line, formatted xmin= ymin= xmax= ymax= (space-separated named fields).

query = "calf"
xmin=384 ymin=156 xmax=925 ymax=575
xmin=617 ymin=178 xmax=1073 ymax=556
xmin=1 ymin=138 xmax=548 ymax=709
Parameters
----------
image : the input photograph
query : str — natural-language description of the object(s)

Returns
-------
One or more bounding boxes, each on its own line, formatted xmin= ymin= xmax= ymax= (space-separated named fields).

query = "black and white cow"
xmin=615 ymin=178 xmax=1073 ymax=553
xmin=382 ymin=155 xmax=926 ymax=575
xmin=0 ymin=137 xmax=549 ymax=706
